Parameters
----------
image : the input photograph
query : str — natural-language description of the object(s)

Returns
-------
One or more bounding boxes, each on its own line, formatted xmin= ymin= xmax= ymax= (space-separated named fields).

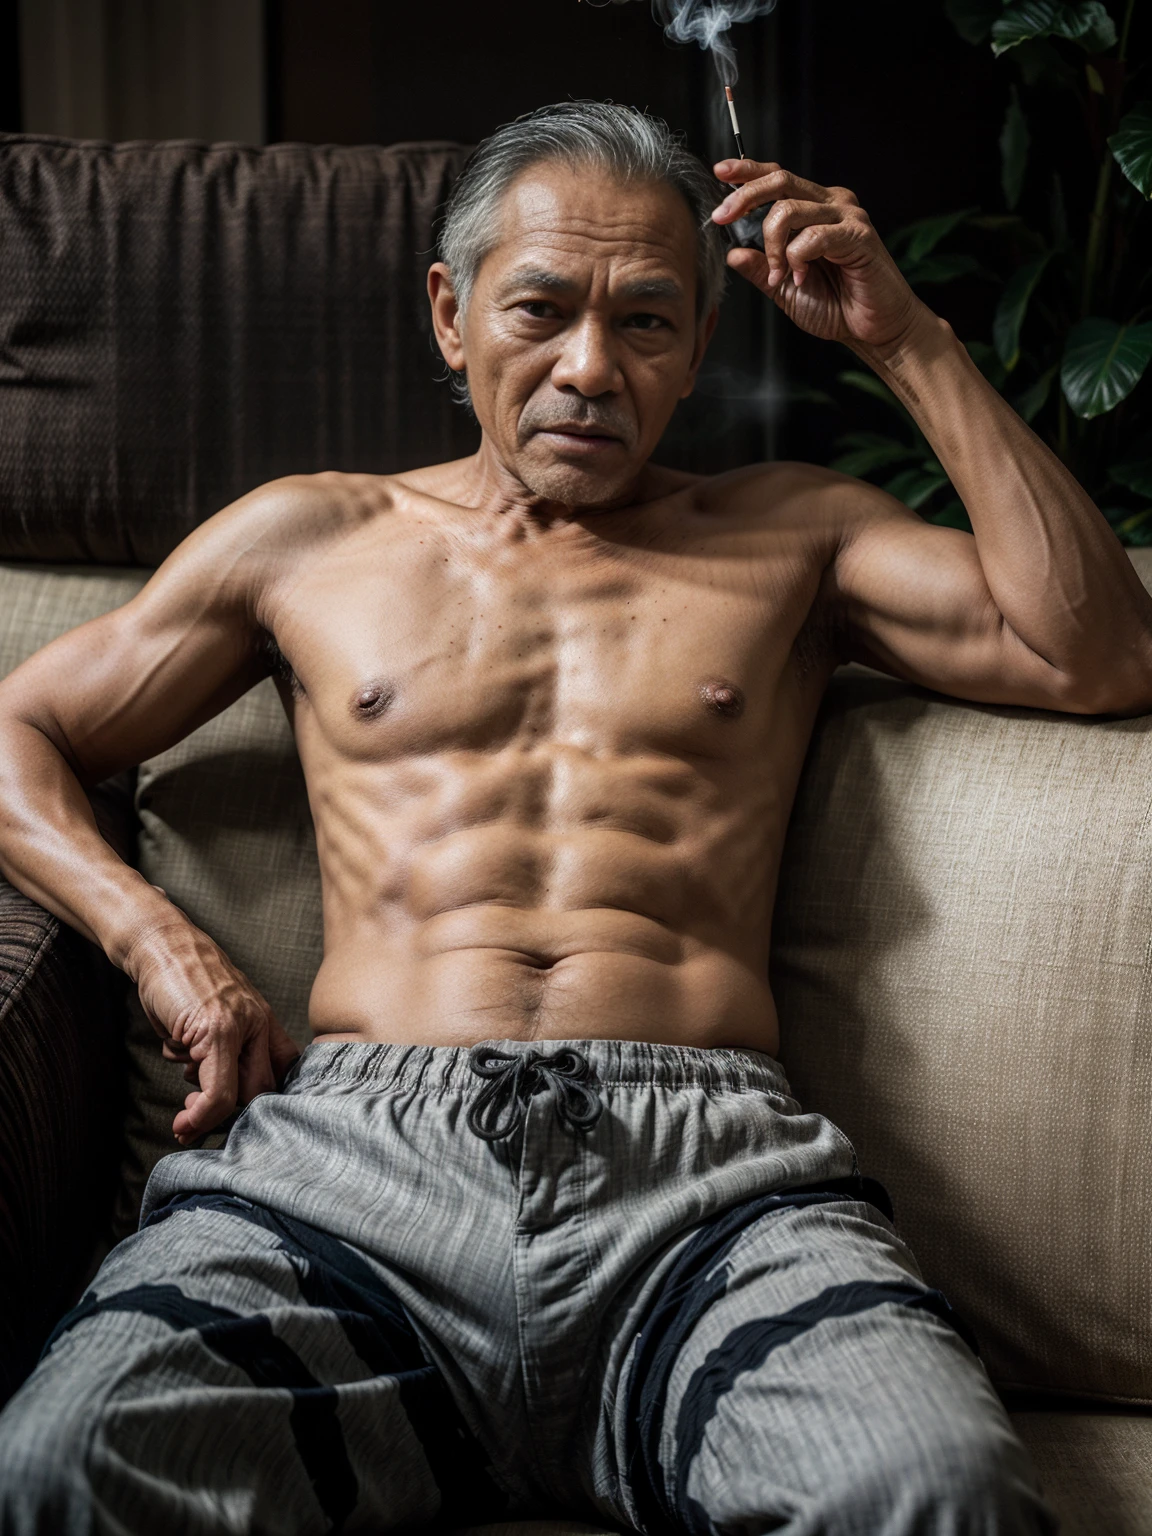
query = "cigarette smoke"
xmin=589 ymin=0 xmax=779 ymax=84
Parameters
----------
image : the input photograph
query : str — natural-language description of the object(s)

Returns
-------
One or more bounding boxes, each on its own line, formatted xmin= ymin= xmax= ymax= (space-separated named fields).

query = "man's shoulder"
xmin=687 ymin=459 xmax=865 ymax=536
xmin=213 ymin=470 xmax=398 ymax=553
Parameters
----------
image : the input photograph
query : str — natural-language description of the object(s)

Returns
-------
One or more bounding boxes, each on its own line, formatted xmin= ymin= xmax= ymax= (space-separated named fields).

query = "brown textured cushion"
xmin=0 ymin=135 xmax=478 ymax=564
xmin=773 ymin=549 xmax=1152 ymax=1400
xmin=1010 ymin=1411 xmax=1152 ymax=1534
xmin=0 ymin=880 xmax=124 ymax=1404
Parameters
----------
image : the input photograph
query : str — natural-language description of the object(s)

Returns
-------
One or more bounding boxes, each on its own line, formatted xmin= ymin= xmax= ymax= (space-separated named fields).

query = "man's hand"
xmin=126 ymin=917 xmax=300 ymax=1146
xmin=711 ymin=161 xmax=927 ymax=359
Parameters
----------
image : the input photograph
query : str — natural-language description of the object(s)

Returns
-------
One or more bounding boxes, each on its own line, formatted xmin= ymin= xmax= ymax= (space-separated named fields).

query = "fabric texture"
xmin=0 ymin=879 xmax=124 ymax=1405
xmin=121 ymin=677 xmax=322 ymax=1231
xmin=773 ymin=548 xmax=1152 ymax=1400
xmin=0 ymin=563 xmax=150 ymax=1400
xmin=0 ymin=134 xmax=478 ymax=564
xmin=0 ymin=1039 xmax=1050 ymax=1535
xmin=1010 ymin=1411 xmax=1152 ymax=1534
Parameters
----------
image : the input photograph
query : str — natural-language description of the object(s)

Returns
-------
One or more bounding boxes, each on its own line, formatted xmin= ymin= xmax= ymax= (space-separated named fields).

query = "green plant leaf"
xmin=993 ymin=251 xmax=1053 ymax=370
xmin=991 ymin=1 xmax=1116 ymax=56
xmin=1061 ymin=318 xmax=1152 ymax=418
xmin=1080 ymin=13 xmax=1119 ymax=52
xmin=888 ymin=207 xmax=978 ymax=263
xmin=1108 ymin=103 xmax=1152 ymax=200
xmin=1013 ymin=37 xmax=1081 ymax=87
xmin=831 ymin=441 xmax=920 ymax=477
xmin=1107 ymin=508 xmax=1152 ymax=546
xmin=883 ymin=465 xmax=951 ymax=510
xmin=944 ymin=0 xmax=1002 ymax=43
xmin=1110 ymin=436 xmax=1152 ymax=498
xmin=929 ymin=498 xmax=973 ymax=532
xmin=1012 ymin=365 xmax=1057 ymax=423
xmin=899 ymin=252 xmax=990 ymax=286
xmin=1000 ymin=87 xmax=1031 ymax=210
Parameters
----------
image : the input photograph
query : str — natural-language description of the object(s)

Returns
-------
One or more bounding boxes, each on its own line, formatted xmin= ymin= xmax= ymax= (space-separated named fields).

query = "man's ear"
xmin=680 ymin=305 xmax=720 ymax=399
xmin=427 ymin=263 xmax=466 ymax=374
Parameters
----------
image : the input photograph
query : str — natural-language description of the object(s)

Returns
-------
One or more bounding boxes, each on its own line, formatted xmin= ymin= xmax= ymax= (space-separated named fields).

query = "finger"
xmin=713 ymin=157 xmax=779 ymax=184
xmin=725 ymin=245 xmax=774 ymax=295
xmin=784 ymin=221 xmax=868 ymax=278
xmin=172 ymin=1028 xmax=238 ymax=1143
xmin=161 ymin=1040 xmax=193 ymax=1062
xmin=761 ymin=202 xmax=843 ymax=288
xmin=267 ymin=1020 xmax=302 ymax=1084
xmin=236 ymin=1033 xmax=277 ymax=1105
xmin=712 ymin=168 xmax=835 ymax=225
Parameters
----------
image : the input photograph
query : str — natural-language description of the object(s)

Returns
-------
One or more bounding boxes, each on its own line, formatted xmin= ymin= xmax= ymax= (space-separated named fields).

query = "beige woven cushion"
xmin=1011 ymin=1411 xmax=1152 ymax=1534
xmin=119 ymin=680 xmax=321 ymax=1230
xmin=0 ymin=565 xmax=146 ymax=673
xmin=774 ymin=548 xmax=1152 ymax=1400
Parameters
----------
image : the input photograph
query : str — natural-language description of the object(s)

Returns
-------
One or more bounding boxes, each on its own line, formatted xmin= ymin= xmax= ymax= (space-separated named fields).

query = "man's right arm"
xmin=0 ymin=484 xmax=307 ymax=1142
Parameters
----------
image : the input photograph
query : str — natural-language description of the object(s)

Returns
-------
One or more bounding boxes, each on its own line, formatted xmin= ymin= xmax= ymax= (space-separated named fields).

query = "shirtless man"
xmin=0 ymin=100 xmax=1147 ymax=1535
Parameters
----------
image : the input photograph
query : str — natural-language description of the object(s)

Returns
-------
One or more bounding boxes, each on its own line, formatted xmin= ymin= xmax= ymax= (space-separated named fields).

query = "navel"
xmin=350 ymin=681 xmax=396 ymax=721
xmin=701 ymin=679 xmax=745 ymax=719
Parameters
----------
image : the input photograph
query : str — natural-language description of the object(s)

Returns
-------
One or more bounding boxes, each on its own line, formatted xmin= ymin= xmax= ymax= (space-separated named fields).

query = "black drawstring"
xmin=466 ymin=1045 xmax=603 ymax=1142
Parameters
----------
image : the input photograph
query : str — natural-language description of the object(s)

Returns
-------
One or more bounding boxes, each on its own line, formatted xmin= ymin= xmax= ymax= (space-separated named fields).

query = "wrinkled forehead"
xmin=478 ymin=162 xmax=700 ymax=304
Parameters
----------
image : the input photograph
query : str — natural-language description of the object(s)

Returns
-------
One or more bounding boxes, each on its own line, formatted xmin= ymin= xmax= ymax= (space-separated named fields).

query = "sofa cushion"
xmin=0 ymin=135 xmax=478 ymax=564
xmin=1010 ymin=1410 xmax=1152 ymax=1534
xmin=0 ymin=563 xmax=146 ymax=671
xmin=773 ymin=549 xmax=1152 ymax=1400
xmin=0 ymin=563 xmax=150 ymax=1396
xmin=120 ymin=680 xmax=321 ymax=1230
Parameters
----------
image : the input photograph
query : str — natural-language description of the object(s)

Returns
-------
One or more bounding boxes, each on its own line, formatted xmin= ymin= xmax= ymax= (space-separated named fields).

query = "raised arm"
xmin=0 ymin=484 xmax=306 ymax=1142
xmin=712 ymin=161 xmax=1152 ymax=715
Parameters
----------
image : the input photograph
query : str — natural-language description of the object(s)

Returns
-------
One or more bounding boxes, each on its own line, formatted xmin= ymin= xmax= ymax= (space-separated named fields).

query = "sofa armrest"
xmin=0 ymin=879 xmax=126 ymax=1405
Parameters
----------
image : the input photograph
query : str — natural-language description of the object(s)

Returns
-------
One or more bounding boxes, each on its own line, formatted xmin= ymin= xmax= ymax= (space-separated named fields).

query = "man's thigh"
xmin=619 ymin=1191 xmax=1056 ymax=1536
xmin=0 ymin=1193 xmax=503 ymax=1536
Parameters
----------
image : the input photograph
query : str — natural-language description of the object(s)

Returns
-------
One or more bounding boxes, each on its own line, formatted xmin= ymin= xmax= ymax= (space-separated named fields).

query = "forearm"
xmin=858 ymin=314 xmax=1152 ymax=696
xmin=0 ymin=716 xmax=188 ymax=973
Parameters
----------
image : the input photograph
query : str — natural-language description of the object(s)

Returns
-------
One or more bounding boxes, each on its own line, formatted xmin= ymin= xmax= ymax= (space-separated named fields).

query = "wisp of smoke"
xmin=591 ymin=0 xmax=779 ymax=84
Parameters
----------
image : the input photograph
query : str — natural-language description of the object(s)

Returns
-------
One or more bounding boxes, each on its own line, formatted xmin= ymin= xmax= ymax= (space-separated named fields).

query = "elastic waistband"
xmin=284 ymin=1038 xmax=793 ymax=1100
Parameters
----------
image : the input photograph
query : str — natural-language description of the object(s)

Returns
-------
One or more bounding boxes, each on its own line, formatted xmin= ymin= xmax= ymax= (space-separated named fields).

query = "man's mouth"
xmin=535 ymin=424 xmax=624 ymax=453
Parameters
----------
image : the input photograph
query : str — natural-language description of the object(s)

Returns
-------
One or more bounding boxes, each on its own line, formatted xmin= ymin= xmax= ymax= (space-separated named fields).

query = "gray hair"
xmin=438 ymin=101 xmax=726 ymax=403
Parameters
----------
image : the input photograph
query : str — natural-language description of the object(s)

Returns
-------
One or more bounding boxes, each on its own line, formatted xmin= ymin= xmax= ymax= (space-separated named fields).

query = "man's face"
xmin=429 ymin=163 xmax=717 ymax=509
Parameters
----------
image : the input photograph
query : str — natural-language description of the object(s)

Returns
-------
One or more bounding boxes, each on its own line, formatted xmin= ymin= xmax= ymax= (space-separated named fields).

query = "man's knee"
xmin=0 ymin=1385 xmax=94 ymax=1536
xmin=682 ymin=1393 xmax=1055 ymax=1535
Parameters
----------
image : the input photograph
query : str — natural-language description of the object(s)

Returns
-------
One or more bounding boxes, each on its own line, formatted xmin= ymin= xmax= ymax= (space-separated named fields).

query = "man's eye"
xmin=519 ymin=301 xmax=558 ymax=319
xmin=625 ymin=313 xmax=669 ymax=330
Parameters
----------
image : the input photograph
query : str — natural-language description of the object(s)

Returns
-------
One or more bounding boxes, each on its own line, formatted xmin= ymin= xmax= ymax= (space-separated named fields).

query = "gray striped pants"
xmin=0 ymin=1039 xmax=1054 ymax=1534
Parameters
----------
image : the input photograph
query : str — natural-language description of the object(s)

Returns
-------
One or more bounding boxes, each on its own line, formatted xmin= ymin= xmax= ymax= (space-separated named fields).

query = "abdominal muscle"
xmin=310 ymin=917 xmax=781 ymax=1054
xmin=304 ymin=811 xmax=785 ymax=1056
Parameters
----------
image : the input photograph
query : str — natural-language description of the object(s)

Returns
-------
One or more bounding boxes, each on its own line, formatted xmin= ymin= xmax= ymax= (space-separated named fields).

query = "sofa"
xmin=1 ymin=131 xmax=1150 ymax=1535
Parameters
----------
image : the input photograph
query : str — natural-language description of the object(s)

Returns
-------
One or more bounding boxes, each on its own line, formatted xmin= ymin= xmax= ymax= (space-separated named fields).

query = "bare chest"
xmin=274 ymin=524 xmax=829 ymax=765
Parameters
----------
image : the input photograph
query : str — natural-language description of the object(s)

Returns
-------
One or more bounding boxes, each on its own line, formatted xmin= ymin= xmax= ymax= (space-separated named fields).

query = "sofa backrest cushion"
xmin=0 ymin=135 xmax=478 ymax=564
xmin=773 ymin=548 xmax=1152 ymax=1402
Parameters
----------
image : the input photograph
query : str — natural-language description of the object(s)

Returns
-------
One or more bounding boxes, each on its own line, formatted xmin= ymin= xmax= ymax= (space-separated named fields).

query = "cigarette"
xmin=725 ymin=85 xmax=746 ymax=160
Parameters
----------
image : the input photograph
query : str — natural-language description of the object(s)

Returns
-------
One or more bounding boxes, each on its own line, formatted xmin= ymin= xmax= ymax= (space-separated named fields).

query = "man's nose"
xmin=551 ymin=317 xmax=624 ymax=397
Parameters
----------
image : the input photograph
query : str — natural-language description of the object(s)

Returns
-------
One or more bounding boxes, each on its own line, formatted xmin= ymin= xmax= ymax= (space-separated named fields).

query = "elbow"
xmin=1054 ymin=669 xmax=1152 ymax=718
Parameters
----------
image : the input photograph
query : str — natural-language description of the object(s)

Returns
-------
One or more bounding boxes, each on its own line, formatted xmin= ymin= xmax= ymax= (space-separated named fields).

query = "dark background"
xmin=0 ymin=1 xmax=1019 ymax=469
xmin=265 ymin=0 xmax=1009 ymax=469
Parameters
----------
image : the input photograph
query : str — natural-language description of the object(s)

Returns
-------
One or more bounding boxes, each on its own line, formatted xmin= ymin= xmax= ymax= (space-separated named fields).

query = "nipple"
xmin=350 ymin=681 xmax=395 ymax=720
xmin=702 ymin=680 xmax=745 ymax=719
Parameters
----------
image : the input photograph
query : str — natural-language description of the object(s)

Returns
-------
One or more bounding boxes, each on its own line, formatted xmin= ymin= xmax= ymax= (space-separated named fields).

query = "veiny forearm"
xmin=0 ymin=715 xmax=187 ymax=972
xmin=859 ymin=315 xmax=1152 ymax=697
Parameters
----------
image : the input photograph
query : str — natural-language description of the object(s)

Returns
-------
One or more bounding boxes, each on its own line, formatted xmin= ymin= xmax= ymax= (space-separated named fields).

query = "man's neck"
xmin=404 ymin=435 xmax=691 ymax=528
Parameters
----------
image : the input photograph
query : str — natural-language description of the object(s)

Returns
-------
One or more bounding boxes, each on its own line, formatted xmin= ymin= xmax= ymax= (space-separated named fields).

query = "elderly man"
xmin=0 ymin=100 xmax=1147 ymax=1534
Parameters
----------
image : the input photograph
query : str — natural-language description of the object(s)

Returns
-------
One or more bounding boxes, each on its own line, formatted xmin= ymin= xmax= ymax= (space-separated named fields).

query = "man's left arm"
xmin=713 ymin=162 xmax=1152 ymax=716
